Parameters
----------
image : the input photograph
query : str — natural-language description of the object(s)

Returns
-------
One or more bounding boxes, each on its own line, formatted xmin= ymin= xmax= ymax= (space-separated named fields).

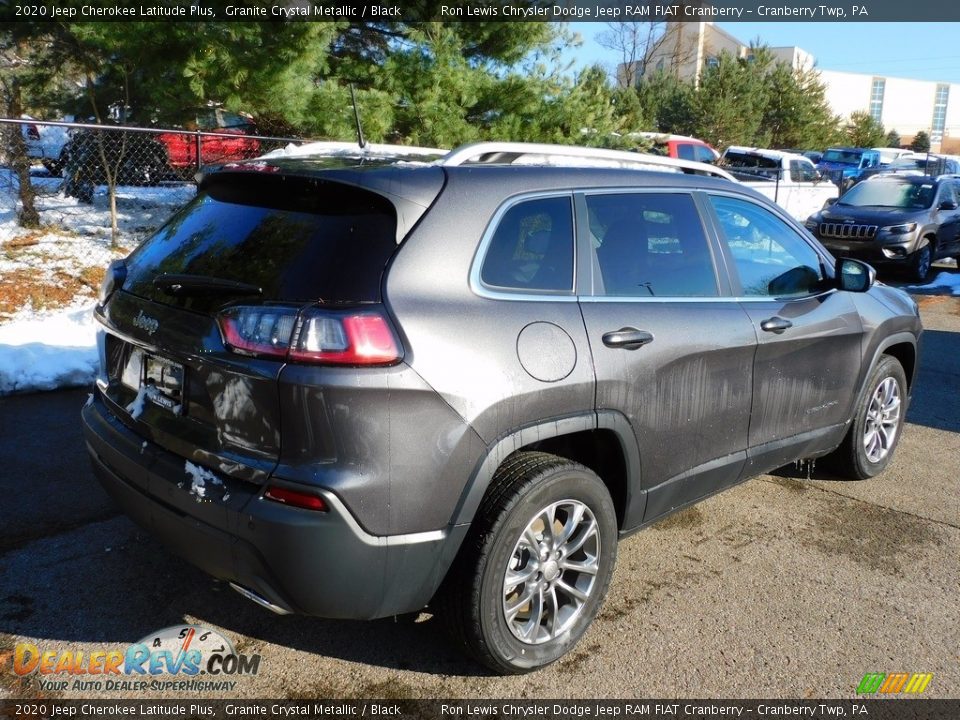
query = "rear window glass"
xmin=479 ymin=196 xmax=574 ymax=293
xmin=721 ymin=152 xmax=781 ymax=180
xmin=123 ymin=176 xmax=397 ymax=312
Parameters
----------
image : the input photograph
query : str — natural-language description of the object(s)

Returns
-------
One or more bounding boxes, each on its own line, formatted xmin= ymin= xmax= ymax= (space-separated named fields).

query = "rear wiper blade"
xmin=153 ymin=274 xmax=263 ymax=296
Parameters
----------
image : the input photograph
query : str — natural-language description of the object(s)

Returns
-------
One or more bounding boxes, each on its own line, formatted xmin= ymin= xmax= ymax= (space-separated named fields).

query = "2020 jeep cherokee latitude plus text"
xmin=82 ymin=142 xmax=921 ymax=674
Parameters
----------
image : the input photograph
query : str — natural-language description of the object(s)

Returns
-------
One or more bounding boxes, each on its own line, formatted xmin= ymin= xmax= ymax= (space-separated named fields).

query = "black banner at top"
xmin=4 ymin=0 xmax=960 ymax=22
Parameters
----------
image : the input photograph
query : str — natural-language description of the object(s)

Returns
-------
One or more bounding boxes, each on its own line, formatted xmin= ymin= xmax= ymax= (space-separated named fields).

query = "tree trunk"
xmin=8 ymin=80 xmax=40 ymax=228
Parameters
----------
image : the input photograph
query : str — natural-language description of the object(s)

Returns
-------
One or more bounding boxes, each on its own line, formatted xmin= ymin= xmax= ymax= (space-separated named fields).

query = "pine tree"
xmin=763 ymin=64 xmax=840 ymax=150
xmin=846 ymin=111 xmax=886 ymax=148
xmin=910 ymin=131 xmax=931 ymax=152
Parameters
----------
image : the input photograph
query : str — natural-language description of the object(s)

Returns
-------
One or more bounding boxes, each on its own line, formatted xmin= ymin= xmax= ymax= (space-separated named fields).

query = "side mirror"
xmin=836 ymin=258 xmax=876 ymax=293
xmin=824 ymin=197 xmax=837 ymax=207
xmin=938 ymin=200 xmax=958 ymax=211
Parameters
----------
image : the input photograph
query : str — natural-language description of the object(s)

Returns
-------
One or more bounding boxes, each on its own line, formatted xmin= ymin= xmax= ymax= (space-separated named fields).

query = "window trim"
xmin=469 ymin=191 xmax=579 ymax=302
xmin=701 ymin=190 xmax=837 ymax=302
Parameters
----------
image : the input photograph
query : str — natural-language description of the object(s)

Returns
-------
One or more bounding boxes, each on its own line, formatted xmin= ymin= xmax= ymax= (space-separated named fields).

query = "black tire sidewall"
xmin=849 ymin=356 xmax=907 ymax=478
xmin=475 ymin=470 xmax=617 ymax=672
xmin=912 ymin=244 xmax=932 ymax=282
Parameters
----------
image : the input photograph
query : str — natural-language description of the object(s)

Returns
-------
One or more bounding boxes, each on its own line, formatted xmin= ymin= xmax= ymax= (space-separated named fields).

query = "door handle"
xmin=760 ymin=316 xmax=793 ymax=334
xmin=602 ymin=327 xmax=654 ymax=349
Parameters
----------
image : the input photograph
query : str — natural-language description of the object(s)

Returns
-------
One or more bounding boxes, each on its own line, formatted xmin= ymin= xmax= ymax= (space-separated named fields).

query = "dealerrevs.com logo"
xmin=12 ymin=625 xmax=261 ymax=693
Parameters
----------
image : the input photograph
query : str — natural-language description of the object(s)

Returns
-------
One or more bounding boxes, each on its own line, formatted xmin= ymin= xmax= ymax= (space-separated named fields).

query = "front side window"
xmin=586 ymin=193 xmax=718 ymax=297
xmin=709 ymin=195 xmax=825 ymax=298
xmin=480 ymin=196 xmax=574 ymax=293
xmin=937 ymin=181 xmax=957 ymax=206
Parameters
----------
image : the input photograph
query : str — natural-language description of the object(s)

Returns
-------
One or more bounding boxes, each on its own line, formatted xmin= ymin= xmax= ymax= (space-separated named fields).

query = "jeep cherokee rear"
xmin=82 ymin=142 xmax=921 ymax=674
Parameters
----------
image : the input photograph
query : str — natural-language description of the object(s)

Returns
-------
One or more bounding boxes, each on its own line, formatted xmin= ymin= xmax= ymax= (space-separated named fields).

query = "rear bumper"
xmin=81 ymin=392 xmax=466 ymax=620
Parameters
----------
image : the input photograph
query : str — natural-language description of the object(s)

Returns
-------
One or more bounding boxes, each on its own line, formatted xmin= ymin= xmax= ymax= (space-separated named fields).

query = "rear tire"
xmin=437 ymin=451 xmax=617 ymax=674
xmin=825 ymin=355 xmax=907 ymax=480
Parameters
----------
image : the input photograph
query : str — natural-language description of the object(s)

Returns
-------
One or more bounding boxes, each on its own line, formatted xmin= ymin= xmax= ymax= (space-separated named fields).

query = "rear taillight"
xmin=217 ymin=305 xmax=402 ymax=366
xmin=99 ymin=259 xmax=127 ymax=305
xmin=264 ymin=485 xmax=328 ymax=511
xmin=218 ymin=306 xmax=297 ymax=358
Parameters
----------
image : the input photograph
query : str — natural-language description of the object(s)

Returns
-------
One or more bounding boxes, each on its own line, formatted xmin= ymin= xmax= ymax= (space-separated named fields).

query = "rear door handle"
xmin=760 ymin=316 xmax=793 ymax=334
xmin=602 ymin=327 xmax=654 ymax=349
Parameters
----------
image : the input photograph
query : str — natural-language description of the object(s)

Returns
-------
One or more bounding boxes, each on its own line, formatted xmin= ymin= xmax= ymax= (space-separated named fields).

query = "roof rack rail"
xmin=439 ymin=141 xmax=735 ymax=181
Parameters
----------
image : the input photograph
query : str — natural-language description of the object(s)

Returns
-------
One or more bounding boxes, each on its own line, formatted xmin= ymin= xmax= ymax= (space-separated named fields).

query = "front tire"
xmin=910 ymin=243 xmax=932 ymax=282
xmin=438 ymin=452 xmax=617 ymax=674
xmin=826 ymin=355 xmax=907 ymax=480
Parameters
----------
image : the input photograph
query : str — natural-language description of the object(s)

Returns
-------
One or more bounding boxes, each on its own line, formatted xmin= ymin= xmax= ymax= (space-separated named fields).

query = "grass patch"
xmin=0 ymin=266 xmax=102 ymax=320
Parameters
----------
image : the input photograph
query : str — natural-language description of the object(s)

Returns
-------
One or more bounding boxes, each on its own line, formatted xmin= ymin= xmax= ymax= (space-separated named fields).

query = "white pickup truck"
xmin=719 ymin=146 xmax=838 ymax=222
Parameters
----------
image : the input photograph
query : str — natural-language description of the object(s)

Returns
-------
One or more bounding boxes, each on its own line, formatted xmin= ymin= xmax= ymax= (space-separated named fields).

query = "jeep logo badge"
xmin=133 ymin=310 xmax=159 ymax=335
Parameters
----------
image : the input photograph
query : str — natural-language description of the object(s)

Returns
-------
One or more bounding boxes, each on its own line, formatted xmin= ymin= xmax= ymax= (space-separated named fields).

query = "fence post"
xmin=194 ymin=129 xmax=202 ymax=173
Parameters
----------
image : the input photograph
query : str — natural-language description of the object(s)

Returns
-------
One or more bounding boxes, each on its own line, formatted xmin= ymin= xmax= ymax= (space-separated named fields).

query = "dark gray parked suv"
xmin=806 ymin=173 xmax=960 ymax=281
xmin=82 ymin=142 xmax=922 ymax=674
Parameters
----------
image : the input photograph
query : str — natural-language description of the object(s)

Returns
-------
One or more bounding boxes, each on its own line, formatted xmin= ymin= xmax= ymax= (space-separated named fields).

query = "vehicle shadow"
xmin=907 ymin=328 xmax=960 ymax=434
xmin=0 ymin=516 xmax=487 ymax=678
xmin=0 ymin=388 xmax=485 ymax=677
xmin=0 ymin=517 xmax=489 ymax=676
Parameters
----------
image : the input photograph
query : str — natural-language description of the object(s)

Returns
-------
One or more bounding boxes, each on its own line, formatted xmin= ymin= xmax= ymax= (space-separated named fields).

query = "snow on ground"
xmin=904 ymin=267 xmax=960 ymax=296
xmin=0 ymin=167 xmax=194 ymax=394
xmin=0 ymin=302 xmax=98 ymax=394
xmin=0 ymin=168 xmax=195 ymax=243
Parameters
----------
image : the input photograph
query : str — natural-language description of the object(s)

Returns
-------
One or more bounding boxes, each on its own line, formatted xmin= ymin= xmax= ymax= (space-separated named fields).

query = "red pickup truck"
xmin=157 ymin=108 xmax=261 ymax=173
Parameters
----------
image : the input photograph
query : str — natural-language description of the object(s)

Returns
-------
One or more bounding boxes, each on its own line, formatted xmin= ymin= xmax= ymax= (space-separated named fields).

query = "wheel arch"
xmin=858 ymin=332 xmax=918 ymax=403
xmin=451 ymin=411 xmax=643 ymax=533
xmin=918 ymin=231 xmax=937 ymax=252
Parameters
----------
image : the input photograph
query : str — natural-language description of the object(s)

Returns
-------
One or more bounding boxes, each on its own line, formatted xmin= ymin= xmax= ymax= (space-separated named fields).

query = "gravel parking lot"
xmin=1 ymin=282 xmax=958 ymax=701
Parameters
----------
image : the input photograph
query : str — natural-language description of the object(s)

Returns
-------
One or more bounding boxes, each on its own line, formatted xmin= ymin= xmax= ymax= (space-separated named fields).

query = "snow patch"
xmin=0 ymin=303 xmax=98 ymax=394
xmin=260 ymin=141 xmax=446 ymax=160
xmin=905 ymin=269 xmax=960 ymax=297
xmin=184 ymin=460 xmax=224 ymax=503
xmin=0 ymin=173 xmax=197 ymax=393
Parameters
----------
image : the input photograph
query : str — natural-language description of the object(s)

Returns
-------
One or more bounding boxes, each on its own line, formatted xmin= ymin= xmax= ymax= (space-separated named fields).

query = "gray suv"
xmin=82 ymin=142 xmax=922 ymax=674
xmin=806 ymin=174 xmax=960 ymax=281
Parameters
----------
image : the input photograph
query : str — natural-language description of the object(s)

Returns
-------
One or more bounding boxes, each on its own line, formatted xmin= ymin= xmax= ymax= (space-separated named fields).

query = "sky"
xmin=566 ymin=22 xmax=960 ymax=85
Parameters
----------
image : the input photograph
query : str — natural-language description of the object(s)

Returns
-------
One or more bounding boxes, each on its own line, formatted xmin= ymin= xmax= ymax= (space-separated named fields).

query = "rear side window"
xmin=587 ymin=193 xmax=718 ymax=297
xmin=676 ymin=143 xmax=696 ymax=160
xmin=123 ymin=176 xmax=397 ymax=312
xmin=480 ymin=196 xmax=574 ymax=293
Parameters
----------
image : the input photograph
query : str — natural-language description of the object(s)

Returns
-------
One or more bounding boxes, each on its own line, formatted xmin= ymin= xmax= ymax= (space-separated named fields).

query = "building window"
xmin=705 ymin=56 xmax=720 ymax=69
xmin=869 ymin=78 xmax=886 ymax=121
xmin=932 ymin=84 xmax=949 ymax=142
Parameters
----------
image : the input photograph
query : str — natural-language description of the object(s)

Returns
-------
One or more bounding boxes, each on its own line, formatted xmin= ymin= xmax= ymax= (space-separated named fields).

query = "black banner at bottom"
xmin=1 ymin=700 xmax=958 ymax=720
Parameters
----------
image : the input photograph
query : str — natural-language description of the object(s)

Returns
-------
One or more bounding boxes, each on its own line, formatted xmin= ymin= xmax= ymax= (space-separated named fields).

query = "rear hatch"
xmin=97 ymin=169 xmax=429 ymax=484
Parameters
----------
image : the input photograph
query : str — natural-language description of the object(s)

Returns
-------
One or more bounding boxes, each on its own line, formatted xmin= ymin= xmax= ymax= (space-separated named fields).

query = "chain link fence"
xmin=0 ymin=117 xmax=309 ymax=242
